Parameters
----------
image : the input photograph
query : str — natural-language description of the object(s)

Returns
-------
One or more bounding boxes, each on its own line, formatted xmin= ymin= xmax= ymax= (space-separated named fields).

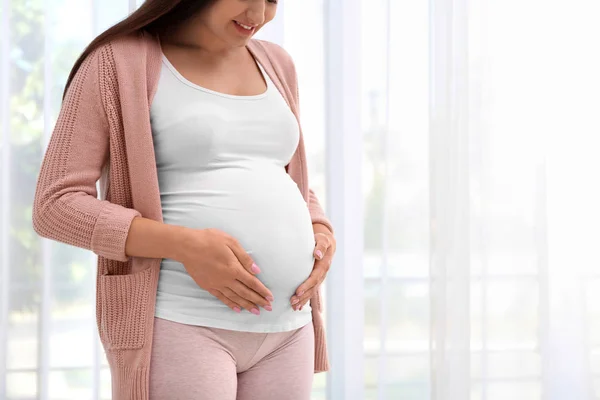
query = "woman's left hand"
xmin=290 ymin=223 xmax=336 ymax=311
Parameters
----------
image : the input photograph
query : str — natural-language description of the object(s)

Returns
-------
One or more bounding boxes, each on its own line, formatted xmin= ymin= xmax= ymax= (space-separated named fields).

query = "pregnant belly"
xmin=158 ymin=165 xmax=316 ymax=298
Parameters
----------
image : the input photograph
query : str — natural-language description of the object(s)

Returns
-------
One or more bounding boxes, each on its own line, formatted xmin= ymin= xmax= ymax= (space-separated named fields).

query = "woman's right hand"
xmin=177 ymin=227 xmax=274 ymax=315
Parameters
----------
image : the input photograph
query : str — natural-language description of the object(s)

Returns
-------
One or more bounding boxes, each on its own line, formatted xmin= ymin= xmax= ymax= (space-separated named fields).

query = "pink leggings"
xmin=149 ymin=316 xmax=315 ymax=400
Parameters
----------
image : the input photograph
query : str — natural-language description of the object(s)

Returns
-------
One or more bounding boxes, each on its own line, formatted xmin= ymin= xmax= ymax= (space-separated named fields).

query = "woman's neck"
xmin=159 ymin=20 xmax=245 ymax=64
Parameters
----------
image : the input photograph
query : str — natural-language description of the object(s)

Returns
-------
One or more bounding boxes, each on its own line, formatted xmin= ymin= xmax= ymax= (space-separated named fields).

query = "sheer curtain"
xmin=354 ymin=0 xmax=600 ymax=398
xmin=428 ymin=0 xmax=600 ymax=398
xmin=2 ymin=0 xmax=600 ymax=399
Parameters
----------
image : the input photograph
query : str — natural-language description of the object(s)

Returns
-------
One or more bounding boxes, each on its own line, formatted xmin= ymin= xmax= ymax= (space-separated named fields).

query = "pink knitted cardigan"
xmin=32 ymin=30 xmax=333 ymax=399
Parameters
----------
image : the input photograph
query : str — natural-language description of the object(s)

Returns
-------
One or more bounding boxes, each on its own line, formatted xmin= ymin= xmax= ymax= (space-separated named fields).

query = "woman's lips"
xmin=233 ymin=20 xmax=256 ymax=35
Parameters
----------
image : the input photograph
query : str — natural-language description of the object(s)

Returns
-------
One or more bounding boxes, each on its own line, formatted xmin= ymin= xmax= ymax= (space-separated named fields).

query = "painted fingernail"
xmin=233 ymin=306 xmax=241 ymax=313
xmin=291 ymin=297 xmax=299 ymax=305
xmin=316 ymin=250 xmax=323 ymax=259
xmin=264 ymin=305 xmax=272 ymax=311
xmin=298 ymin=290 xmax=305 ymax=297
xmin=266 ymin=295 xmax=274 ymax=301
xmin=251 ymin=263 xmax=261 ymax=274
xmin=251 ymin=307 xmax=260 ymax=315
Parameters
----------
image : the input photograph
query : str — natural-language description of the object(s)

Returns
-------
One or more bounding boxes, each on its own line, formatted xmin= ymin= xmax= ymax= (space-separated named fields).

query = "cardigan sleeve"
xmin=32 ymin=47 xmax=141 ymax=262
xmin=309 ymin=188 xmax=334 ymax=235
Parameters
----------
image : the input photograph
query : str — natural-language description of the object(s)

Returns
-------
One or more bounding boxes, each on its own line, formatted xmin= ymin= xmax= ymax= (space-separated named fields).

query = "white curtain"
xmin=2 ymin=0 xmax=600 ymax=399
xmin=357 ymin=0 xmax=600 ymax=398
xmin=428 ymin=0 xmax=600 ymax=398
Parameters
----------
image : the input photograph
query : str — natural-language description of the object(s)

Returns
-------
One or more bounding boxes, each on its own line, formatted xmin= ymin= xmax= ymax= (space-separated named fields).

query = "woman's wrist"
xmin=312 ymin=222 xmax=333 ymax=236
xmin=169 ymin=225 xmax=200 ymax=263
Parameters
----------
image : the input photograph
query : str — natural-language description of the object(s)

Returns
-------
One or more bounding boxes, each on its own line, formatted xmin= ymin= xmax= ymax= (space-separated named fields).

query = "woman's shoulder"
xmin=96 ymin=30 xmax=158 ymax=60
xmin=88 ymin=30 xmax=161 ymax=89
xmin=73 ymin=30 xmax=160 ymax=105
xmin=82 ymin=30 xmax=156 ymax=75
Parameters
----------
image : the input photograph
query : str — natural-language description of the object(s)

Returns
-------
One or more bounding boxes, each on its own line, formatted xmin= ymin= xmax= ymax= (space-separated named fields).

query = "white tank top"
xmin=149 ymin=51 xmax=314 ymax=332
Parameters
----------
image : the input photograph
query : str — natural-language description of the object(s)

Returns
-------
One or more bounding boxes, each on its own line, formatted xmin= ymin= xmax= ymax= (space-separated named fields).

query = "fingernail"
xmin=251 ymin=307 xmax=260 ymax=315
xmin=266 ymin=295 xmax=274 ymax=301
xmin=264 ymin=305 xmax=272 ymax=311
xmin=251 ymin=263 xmax=261 ymax=274
xmin=233 ymin=306 xmax=241 ymax=313
xmin=291 ymin=297 xmax=299 ymax=305
xmin=298 ymin=290 xmax=304 ymax=297
xmin=316 ymin=250 xmax=323 ymax=259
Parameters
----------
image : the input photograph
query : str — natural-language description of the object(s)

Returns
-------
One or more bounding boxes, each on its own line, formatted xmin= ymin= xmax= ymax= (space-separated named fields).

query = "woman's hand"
xmin=290 ymin=223 xmax=336 ymax=311
xmin=177 ymin=227 xmax=275 ymax=315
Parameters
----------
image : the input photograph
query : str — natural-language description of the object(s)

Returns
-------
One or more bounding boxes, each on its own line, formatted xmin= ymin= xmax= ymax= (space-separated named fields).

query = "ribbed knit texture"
xmin=32 ymin=30 xmax=332 ymax=399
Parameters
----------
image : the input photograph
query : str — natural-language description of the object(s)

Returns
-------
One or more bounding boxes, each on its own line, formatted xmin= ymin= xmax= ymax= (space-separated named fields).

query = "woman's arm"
xmin=124 ymin=216 xmax=194 ymax=261
xmin=32 ymin=46 xmax=141 ymax=262
xmin=309 ymin=188 xmax=334 ymax=235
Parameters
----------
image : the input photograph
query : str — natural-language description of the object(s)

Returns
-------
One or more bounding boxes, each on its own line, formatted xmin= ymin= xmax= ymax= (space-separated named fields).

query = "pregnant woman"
xmin=32 ymin=0 xmax=336 ymax=399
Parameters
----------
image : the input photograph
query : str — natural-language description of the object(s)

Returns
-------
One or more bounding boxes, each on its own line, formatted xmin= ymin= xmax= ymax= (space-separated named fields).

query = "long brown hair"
xmin=62 ymin=0 xmax=218 ymax=100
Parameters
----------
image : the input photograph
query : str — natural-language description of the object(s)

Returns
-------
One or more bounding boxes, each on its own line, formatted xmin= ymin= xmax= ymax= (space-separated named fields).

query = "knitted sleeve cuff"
xmin=91 ymin=202 xmax=142 ymax=262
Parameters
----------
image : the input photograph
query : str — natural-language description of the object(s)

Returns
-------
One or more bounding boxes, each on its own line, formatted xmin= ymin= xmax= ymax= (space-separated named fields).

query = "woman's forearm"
xmin=124 ymin=216 xmax=193 ymax=262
